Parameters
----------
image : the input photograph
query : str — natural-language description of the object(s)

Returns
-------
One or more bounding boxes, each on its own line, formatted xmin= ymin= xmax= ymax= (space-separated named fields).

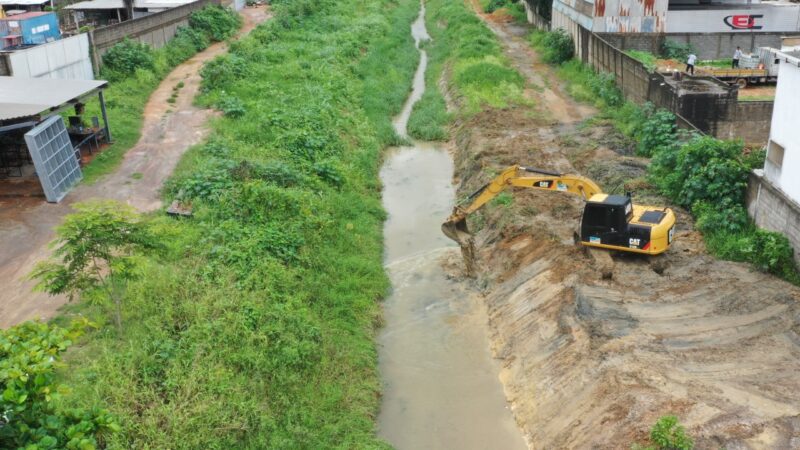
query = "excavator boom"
xmin=442 ymin=165 xmax=601 ymax=246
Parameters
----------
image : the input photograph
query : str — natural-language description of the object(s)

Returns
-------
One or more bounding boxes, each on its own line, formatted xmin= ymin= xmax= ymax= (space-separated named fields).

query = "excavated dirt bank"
xmin=449 ymin=6 xmax=800 ymax=449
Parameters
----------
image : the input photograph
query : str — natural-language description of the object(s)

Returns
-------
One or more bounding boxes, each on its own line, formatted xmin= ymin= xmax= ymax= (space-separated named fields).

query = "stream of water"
xmin=376 ymin=3 xmax=527 ymax=449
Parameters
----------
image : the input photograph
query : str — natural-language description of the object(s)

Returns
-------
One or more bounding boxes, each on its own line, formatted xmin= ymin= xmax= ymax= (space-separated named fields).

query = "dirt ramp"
xmin=480 ymin=231 xmax=800 ymax=448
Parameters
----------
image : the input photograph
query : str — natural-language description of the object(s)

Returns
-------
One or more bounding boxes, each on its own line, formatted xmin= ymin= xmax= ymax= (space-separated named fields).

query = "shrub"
xmin=484 ymin=0 xmax=518 ymax=13
xmin=217 ymin=95 xmax=246 ymax=117
xmin=649 ymin=415 xmax=694 ymax=450
xmin=200 ymin=54 xmax=248 ymax=91
xmin=189 ymin=5 xmax=241 ymax=42
xmin=0 ymin=320 xmax=120 ymax=449
xmin=650 ymin=136 xmax=747 ymax=208
xmin=102 ymin=39 xmax=154 ymax=77
xmin=661 ymin=39 xmax=695 ymax=62
xmin=637 ymin=107 xmax=677 ymax=157
xmin=533 ymin=29 xmax=574 ymax=65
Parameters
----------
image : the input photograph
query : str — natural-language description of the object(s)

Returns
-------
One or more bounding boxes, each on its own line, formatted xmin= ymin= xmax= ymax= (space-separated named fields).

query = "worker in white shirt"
xmin=733 ymin=47 xmax=743 ymax=68
xmin=686 ymin=53 xmax=697 ymax=75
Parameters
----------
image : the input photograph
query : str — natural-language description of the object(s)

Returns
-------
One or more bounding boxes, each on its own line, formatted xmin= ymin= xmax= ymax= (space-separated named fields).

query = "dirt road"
xmin=452 ymin=5 xmax=800 ymax=449
xmin=0 ymin=6 xmax=270 ymax=328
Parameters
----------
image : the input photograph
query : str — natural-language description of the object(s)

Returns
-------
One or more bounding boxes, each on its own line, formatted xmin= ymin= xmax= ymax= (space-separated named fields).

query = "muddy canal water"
xmin=376 ymin=3 xmax=526 ymax=449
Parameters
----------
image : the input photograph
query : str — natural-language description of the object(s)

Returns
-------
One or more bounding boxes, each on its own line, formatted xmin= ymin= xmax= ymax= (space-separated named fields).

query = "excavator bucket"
xmin=442 ymin=216 xmax=477 ymax=278
xmin=441 ymin=217 xmax=472 ymax=247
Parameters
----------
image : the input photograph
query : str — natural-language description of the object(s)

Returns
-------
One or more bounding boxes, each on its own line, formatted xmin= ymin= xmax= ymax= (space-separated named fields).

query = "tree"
xmin=0 ymin=320 xmax=120 ymax=449
xmin=30 ymin=200 xmax=160 ymax=330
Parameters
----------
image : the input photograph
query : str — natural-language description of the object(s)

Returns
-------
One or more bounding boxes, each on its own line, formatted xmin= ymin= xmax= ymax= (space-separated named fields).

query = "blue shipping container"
xmin=0 ymin=12 xmax=60 ymax=45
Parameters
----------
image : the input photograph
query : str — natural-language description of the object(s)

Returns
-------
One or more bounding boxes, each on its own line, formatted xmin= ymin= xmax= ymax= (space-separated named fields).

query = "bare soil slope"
xmin=453 ymin=6 xmax=800 ymax=449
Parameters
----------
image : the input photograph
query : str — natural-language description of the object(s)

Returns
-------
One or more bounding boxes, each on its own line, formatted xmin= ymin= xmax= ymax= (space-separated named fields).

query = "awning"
xmin=0 ymin=77 xmax=108 ymax=121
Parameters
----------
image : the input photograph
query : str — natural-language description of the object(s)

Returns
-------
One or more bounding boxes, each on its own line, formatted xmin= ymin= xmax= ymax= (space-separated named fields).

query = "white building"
xmin=763 ymin=50 xmax=800 ymax=201
xmin=747 ymin=48 xmax=800 ymax=265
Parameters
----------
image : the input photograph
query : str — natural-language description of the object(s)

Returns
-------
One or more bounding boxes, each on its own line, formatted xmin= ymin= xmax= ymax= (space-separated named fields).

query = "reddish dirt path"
xmin=0 ymin=6 xmax=270 ymax=328
xmin=467 ymin=0 xmax=593 ymax=124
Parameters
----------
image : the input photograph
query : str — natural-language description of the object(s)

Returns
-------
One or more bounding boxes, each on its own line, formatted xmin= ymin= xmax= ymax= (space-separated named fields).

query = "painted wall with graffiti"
xmin=592 ymin=0 xmax=668 ymax=32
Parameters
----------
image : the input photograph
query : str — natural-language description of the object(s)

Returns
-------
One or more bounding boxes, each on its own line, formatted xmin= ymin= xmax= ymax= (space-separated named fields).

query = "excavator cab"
xmin=579 ymin=194 xmax=675 ymax=255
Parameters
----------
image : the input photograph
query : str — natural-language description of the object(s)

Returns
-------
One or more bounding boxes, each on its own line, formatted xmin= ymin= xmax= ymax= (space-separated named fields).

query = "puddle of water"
xmin=377 ymin=3 xmax=527 ymax=449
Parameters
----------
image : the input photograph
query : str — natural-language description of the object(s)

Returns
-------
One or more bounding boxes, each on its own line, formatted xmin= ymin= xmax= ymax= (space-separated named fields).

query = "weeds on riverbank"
xmin=53 ymin=0 xmax=419 ymax=447
xmin=79 ymin=5 xmax=240 ymax=183
xmin=407 ymin=0 xmax=524 ymax=140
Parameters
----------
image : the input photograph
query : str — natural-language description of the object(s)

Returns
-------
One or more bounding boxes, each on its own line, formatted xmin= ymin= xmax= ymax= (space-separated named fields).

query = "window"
xmin=767 ymin=140 xmax=785 ymax=168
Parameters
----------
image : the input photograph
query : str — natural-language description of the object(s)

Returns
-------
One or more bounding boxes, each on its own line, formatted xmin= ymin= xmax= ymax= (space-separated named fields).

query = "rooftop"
xmin=0 ymin=0 xmax=49 ymax=5
xmin=0 ymin=11 xmax=51 ymax=19
xmin=64 ymin=0 xmax=194 ymax=9
xmin=0 ymin=77 xmax=107 ymax=121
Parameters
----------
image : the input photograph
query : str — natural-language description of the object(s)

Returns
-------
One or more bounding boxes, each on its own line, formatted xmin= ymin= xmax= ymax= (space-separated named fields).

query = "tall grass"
xmin=55 ymin=0 xmax=420 ymax=447
xmin=407 ymin=0 xmax=524 ymax=140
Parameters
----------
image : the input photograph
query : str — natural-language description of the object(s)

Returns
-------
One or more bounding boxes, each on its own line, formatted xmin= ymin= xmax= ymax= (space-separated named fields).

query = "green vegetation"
xmin=632 ymin=415 xmax=694 ymax=450
xmin=661 ymin=39 xmax=695 ymax=62
xmin=81 ymin=5 xmax=241 ymax=183
xmin=626 ymin=50 xmax=657 ymax=72
xmin=530 ymin=29 xmax=574 ymax=65
xmin=407 ymin=0 xmax=525 ymax=140
xmin=533 ymin=33 xmax=800 ymax=284
xmin=700 ymin=58 xmax=732 ymax=68
xmin=31 ymin=0 xmax=422 ymax=448
xmin=0 ymin=320 xmax=119 ymax=449
xmin=30 ymin=201 xmax=161 ymax=330
xmin=357 ymin=0 xmax=420 ymax=144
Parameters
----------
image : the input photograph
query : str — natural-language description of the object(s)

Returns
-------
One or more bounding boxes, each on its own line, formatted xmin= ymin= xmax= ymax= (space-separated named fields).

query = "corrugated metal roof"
xmin=64 ymin=0 xmax=122 ymax=9
xmin=64 ymin=0 xmax=193 ymax=9
xmin=0 ymin=77 xmax=108 ymax=121
xmin=0 ymin=0 xmax=49 ymax=5
xmin=0 ymin=11 xmax=50 ymax=19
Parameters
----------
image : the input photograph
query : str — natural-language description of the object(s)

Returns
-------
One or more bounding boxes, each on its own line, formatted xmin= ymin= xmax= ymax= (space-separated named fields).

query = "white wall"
xmin=7 ymin=33 xmax=93 ymax=80
xmin=666 ymin=7 xmax=800 ymax=33
xmin=766 ymin=54 xmax=800 ymax=202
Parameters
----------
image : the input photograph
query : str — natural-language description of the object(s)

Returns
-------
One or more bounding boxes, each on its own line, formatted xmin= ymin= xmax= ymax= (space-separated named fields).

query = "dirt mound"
xmin=448 ymin=8 xmax=800 ymax=448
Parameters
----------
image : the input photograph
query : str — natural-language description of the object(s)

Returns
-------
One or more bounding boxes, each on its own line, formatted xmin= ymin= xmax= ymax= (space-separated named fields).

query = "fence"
xmin=88 ymin=0 xmax=220 ymax=71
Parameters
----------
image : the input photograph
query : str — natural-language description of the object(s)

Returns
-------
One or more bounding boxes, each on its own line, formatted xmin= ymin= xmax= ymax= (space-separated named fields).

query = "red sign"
xmin=724 ymin=14 xmax=764 ymax=30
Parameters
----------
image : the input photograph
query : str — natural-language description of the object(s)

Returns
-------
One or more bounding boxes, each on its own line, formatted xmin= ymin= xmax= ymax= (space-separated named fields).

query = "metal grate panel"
xmin=24 ymin=115 xmax=82 ymax=203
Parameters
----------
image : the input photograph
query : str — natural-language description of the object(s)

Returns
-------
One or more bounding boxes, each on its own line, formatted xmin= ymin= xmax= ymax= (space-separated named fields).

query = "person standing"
xmin=733 ymin=47 xmax=743 ymax=68
xmin=686 ymin=53 xmax=697 ymax=75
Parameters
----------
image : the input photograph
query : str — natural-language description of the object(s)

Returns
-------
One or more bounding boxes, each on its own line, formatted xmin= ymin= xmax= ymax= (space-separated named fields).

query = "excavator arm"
xmin=442 ymin=165 xmax=602 ymax=247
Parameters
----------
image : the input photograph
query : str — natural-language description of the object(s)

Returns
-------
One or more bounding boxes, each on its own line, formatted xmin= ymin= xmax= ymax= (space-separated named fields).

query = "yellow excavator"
xmin=442 ymin=165 xmax=676 ymax=276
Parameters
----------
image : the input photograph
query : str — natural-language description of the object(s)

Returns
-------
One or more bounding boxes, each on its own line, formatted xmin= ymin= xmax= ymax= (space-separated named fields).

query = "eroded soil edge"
xmin=447 ymin=10 xmax=800 ymax=450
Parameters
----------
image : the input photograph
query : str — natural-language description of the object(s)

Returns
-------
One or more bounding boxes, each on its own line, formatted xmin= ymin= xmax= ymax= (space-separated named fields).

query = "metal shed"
xmin=0 ymin=76 xmax=110 ymax=202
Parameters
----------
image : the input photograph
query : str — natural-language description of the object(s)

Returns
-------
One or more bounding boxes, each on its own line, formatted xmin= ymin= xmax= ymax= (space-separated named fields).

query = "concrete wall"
xmin=585 ymin=32 xmax=773 ymax=144
xmin=89 ymin=0 xmax=219 ymax=70
xmin=522 ymin=0 xmax=551 ymax=30
xmin=598 ymin=31 xmax=786 ymax=60
xmin=2 ymin=33 xmax=93 ymax=80
xmin=716 ymin=101 xmax=774 ymax=144
xmin=747 ymin=170 xmax=800 ymax=266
